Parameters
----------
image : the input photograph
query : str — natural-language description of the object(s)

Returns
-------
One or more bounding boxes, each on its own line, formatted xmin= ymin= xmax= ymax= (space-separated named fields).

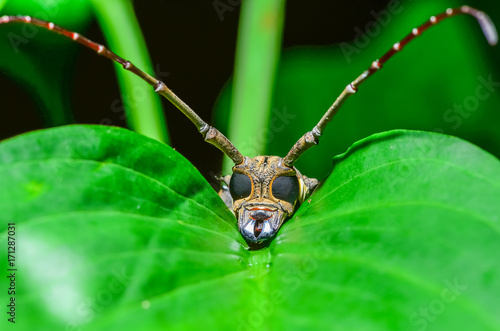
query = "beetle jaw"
xmin=237 ymin=205 xmax=288 ymax=242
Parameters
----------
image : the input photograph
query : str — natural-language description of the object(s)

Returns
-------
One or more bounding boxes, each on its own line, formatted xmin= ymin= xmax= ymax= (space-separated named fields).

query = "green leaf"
xmin=0 ymin=0 xmax=8 ymax=14
xmin=275 ymin=130 xmax=500 ymax=329
xmin=0 ymin=125 xmax=245 ymax=329
xmin=1 ymin=126 xmax=499 ymax=330
xmin=0 ymin=0 xmax=93 ymax=126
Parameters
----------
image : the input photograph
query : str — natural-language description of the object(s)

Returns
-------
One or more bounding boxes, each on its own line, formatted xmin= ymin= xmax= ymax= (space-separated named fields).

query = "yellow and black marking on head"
xmin=226 ymin=156 xmax=318 ymax=242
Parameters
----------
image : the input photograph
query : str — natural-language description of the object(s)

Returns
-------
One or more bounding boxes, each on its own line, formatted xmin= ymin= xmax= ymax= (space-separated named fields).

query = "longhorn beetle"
xmin=0 ymin=6 xmax=497 ymax=243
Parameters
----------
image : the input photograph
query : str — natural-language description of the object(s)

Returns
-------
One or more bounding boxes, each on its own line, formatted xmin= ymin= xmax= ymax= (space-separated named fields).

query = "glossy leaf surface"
xmin=0 ymin=126 xmax=499 ymax=330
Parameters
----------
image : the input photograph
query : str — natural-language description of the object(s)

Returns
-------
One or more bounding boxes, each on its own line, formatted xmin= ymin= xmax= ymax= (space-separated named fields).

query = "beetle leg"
xmin=218 ymin=175 xmax=233 ymax=211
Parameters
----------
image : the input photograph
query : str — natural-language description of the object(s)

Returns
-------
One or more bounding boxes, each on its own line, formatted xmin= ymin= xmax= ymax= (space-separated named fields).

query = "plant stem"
xmin=223 ymin=0 xmax=285 ymax=173
xmin=90 ymin=0 xmax=169 ymax=144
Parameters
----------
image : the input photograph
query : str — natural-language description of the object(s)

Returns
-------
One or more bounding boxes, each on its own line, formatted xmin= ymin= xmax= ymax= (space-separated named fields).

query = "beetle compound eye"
xmin=229 ymin=174 xmax=252 ymax=200
xmin=271 ymin=176 xmax=299 ymax=204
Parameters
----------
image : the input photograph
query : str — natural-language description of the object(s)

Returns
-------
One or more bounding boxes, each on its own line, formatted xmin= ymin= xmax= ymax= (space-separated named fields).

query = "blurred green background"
xmin=0 ymin=0 xmax=499 ymax=182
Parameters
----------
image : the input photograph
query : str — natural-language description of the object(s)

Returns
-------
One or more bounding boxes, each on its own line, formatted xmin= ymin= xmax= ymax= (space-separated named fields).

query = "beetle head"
xmin=229 ymin=156 xmax=309 ymax=242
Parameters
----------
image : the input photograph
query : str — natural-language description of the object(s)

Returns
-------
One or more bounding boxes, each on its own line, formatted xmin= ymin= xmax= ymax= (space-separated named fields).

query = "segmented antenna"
xmin=0 ymin=15 xmax=244 ymax=165
xmin=283 ymin=6 xmax=498 ymax=167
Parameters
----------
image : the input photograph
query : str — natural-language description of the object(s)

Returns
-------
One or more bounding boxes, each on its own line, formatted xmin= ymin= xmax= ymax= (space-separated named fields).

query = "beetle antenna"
xmin=283 ymin=6 xmax=497 ymax=167
xmin=0 ymin=15 xmax=244 ymax=165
